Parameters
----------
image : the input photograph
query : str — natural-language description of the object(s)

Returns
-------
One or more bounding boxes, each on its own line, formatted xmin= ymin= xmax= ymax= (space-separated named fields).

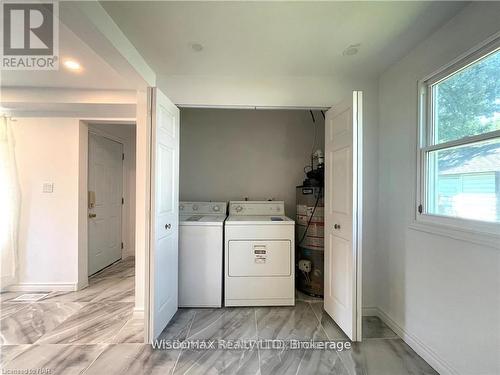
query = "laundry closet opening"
xmin=178 ymin=107 xmax=326 ymax=303
xmin=180 ymin=108 xmax=325 ymax=220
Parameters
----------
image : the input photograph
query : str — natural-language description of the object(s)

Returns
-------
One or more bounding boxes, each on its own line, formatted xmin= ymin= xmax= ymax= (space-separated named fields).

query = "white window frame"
xmin=416 ymin=35 xmax=500 ymax=238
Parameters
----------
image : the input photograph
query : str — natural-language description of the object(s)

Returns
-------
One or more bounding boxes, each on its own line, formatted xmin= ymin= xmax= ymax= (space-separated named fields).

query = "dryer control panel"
xmin=229 ymin=201 xmax=284 ymax=216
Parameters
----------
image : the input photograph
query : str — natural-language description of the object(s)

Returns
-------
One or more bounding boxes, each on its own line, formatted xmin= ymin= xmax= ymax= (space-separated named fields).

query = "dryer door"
xmin=228 ymin=240 xmax=291 ymax=277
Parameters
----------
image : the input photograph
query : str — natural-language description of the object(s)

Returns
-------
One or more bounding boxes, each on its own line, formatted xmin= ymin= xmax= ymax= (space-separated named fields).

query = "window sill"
xmin=409 ymin=218 xmax=500 ymax=250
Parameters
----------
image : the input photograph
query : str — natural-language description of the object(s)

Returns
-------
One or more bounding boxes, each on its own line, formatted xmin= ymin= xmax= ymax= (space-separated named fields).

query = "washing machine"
xmin=179 ymin=201 xmax=227 ymax=307
xmin=224 ymin=201 xmax=295 ymax=306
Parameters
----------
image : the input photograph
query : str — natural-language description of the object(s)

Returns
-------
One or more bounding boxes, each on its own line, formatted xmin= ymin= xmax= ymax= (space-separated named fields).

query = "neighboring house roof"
xmin=439 ymin=141 xmax=500 ymax=175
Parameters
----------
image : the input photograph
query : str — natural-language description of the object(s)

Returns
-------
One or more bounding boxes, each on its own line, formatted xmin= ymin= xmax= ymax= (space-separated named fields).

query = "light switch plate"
xmin=42 ymin=183 xmax=54 ymax=193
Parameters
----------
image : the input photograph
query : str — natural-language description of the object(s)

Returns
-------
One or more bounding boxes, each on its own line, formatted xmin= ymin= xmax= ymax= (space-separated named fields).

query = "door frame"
xmin=87 ymin=130 xmax=125 ymax=276
xmin=141 ymin=101 xmax=364 ymax=343
xmin=353 ymin=92 xmax=363 ymax=342
xmin=142 ymin=89 xmax=153 ymax=343
xmin=77 ymin=120 xmax=136 ymax=290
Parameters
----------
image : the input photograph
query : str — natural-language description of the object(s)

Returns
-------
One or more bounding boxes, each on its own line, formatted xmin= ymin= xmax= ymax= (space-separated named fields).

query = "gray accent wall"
xmin=179 ymin=108 xmax=325 ymax=219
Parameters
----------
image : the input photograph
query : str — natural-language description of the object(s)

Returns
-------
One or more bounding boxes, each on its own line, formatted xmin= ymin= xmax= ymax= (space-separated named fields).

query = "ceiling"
xmin=0 ymin=1 xmax=467 ymax=103
xmin=0 ymin=4 xmax=134 ymax=90
xmin=101 ymin=1 xmax=467 ymax=80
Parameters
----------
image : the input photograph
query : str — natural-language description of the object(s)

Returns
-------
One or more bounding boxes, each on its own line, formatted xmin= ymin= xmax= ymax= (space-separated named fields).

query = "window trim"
xmin=416 ymin=34 xmax=500 ymax=238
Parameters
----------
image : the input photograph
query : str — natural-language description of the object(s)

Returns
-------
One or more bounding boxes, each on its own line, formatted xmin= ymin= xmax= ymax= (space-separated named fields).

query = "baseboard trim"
xmin=133 ymin=307 xmax=144 ymax=319
xmin=6 ymin=283 xmax=78 ymax=292
xmin=122 ymin=251 xmax=135 ymax=259
xmin=362 ymin=306 xmax=379 ymax=316
xmin=76 ymin=280 xmax=89 ymax=291
xmin=368 ymin=306 xmax=458 ymax=375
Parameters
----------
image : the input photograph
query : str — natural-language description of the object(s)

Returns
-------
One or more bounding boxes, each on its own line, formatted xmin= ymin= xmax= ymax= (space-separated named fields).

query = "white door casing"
xmin=148 ymin=87 xmax=180 ymax=340
xmin=88 ymin=134 xmax=123 ymax=276
xmin=324 ymin=91 xmax=363 ymax=341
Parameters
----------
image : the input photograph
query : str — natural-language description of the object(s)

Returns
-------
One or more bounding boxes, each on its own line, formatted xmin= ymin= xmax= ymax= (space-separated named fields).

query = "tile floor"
xmin=0 ymin=258 xmax=438 ymax=374
xmin=0 ymin=257 xmax=139 ymax=347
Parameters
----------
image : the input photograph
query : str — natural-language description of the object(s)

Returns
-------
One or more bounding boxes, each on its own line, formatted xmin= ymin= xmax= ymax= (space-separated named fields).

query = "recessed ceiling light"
xmin=343 ymin=44 xmax=361 ymax=56
xmin=190 ymin=43 xmax=203 ymax=52
xmin=63 ymin=59 xmax=82 ymax=71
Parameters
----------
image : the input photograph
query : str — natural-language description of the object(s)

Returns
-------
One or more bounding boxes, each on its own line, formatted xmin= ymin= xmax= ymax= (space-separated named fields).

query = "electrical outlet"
xmin=298 ymin=259 xmax=312 ymax=273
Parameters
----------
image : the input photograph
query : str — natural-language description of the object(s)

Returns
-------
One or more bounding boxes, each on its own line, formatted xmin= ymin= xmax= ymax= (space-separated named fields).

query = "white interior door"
xmin=149 ymin=87 xmax=180 ymax=340
xmin=88 ymin=134 xmax=123 ymax=275
xmin=324 ymin=91 xmax=363 ymax=341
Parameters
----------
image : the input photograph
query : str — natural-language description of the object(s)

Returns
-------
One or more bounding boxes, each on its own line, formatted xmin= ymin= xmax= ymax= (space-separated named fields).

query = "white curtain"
xmin=0 ymin=116 xmax=20 ymax=290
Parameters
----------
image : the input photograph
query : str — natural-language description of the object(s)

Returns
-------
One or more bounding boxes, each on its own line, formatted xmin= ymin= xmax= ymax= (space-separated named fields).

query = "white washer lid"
xmin=180 ymin=214 xmax=226 ymax=226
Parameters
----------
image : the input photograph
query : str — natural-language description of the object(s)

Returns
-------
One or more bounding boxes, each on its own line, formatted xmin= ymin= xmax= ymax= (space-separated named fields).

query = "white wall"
xmin=134 ymin=89 xmax=149 ymax=318
xmin=179 ymin=108 xmax=325 ymax=219
xmin=377 ymin=3 xmax=500 ymax=375
xmin=1 ymin=88 xmax=137 ymax=119
xmin=77 ymin=122 xmax=89 ymax=288
xmin=162 ymin=75 xmax=375 ymax=109
xmin=11 ymin=118 xmax=138 ymax=291
xmin=3 ymin=87 xmax=145 ymax=316
xmin=358 ymin=83 xmax=379 ymax=310
xmin=12 ymin=118 xmax=82 ymax=289
xmin=88 ymin=123 xmax=136 ymax=259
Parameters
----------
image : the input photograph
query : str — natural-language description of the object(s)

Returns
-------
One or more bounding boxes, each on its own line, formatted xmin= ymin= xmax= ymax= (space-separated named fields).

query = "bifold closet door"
xmin=324 ymin=91 xmax=363 ymax=341
xmin=148 ymin=87 xmax=180 ymax=340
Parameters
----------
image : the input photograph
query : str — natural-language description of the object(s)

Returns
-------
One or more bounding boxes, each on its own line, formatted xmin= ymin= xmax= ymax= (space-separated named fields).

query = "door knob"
xmin=334 ymin=224 xmax=341 ymax=229
xmin=165 ymin=223 xmax=171 ymax=229
xmin=89 ymin=213 xmax=97 ymax=218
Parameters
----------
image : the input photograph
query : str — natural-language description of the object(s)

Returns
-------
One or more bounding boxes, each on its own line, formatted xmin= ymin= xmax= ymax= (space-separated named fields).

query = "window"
xmin=418 ymin=39 xmax=500 ymax=231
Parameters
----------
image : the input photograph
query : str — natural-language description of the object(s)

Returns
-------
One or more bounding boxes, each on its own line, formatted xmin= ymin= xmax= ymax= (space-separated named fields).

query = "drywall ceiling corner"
xmin=1 ymin=88 xmax=137 ymax=118
xmin=60 ymin=1 xmax=156 ymax=90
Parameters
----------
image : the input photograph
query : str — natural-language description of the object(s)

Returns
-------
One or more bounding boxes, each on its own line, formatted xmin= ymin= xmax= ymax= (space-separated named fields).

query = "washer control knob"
xmin=235 ymin=205 xmax=243 ymax=212
xmin=192 ymin=204 xmax=199 ymax=211
xmin=213 ymin=205 xmax=220 ymax=212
